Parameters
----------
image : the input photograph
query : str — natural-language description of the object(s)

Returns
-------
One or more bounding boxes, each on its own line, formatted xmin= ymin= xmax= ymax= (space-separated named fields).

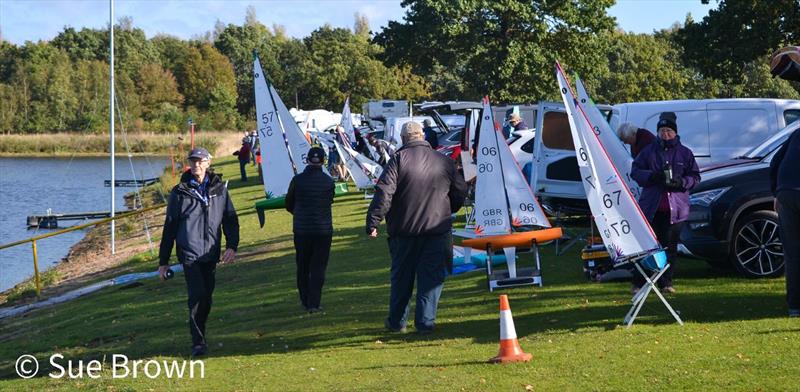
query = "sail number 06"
xmin=478 ymin=163 xmax=494 ymax=173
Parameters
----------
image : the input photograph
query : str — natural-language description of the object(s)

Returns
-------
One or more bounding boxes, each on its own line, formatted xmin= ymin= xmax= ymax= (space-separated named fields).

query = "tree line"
xmin=0 ymin=0 xmax=798 ymax=134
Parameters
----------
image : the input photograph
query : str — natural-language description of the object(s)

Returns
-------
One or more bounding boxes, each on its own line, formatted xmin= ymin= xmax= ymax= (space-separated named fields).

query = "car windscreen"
xmin=745 ymin=122 xmax=800 ymax=158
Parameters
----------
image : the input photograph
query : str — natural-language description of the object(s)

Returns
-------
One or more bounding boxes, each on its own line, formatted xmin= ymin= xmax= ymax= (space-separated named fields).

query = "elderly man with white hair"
xmin=366 ymin=121 xmax=467 ymax=334
xmin=616 ymin=121 xmax=656 ymax=158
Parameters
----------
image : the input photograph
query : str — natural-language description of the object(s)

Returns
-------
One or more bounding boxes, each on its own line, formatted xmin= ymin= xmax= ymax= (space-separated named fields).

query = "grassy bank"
xmin=0 ymin=132 xmax=228 ymax=156
xmin=0 ymin=155 xmax=797 ymax=390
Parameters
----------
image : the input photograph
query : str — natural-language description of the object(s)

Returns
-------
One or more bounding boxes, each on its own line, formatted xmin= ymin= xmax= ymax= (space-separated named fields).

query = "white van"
xmin=610 ymin=99 xmax=800 ymax=165
xmin=532 ymin=98 xmax=800 ymax=204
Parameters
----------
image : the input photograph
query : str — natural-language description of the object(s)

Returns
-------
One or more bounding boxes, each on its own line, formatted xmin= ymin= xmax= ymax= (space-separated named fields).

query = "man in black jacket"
xmin=286 ymin=146 xmax=335 ymax=313
xmin=158 ymin=147 xmax=239 ymax=356
xmin=770 ymin=127 xmax=800 ymax=317
xmin=366 ymin=122 xmax=467 ymax=334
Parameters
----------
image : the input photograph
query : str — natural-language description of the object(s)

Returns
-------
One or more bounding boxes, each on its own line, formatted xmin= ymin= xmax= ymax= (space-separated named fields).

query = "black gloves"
xmin=664 ymin=177 xmax=684 ymax=192
xmin=649 ymin=170 xmax=666 ymax=183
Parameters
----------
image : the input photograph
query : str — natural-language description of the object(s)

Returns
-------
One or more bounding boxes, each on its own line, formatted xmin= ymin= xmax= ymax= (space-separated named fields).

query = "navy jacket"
xmin=631 ymin=136 xmax=700 ymax=224
xmin=285 ymin=165 xmax=335 ymax=235
xmin=770 ymin=128 xmax=800 ymax=194
xmin=159 ymin=170 xmax=239 ymax=266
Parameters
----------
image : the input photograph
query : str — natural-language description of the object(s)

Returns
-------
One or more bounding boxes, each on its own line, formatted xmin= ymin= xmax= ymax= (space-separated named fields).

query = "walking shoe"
xmin=416 ymin=327 xmax=435 ymax=335
xmin=789 ymin=309 xmax=800 ymax=318
xmin=307 ymin=306 xmax=324 ymax=314
xmin=191 ymin=344 xmax=207 ymax=357
xmin=662 ymin=286 xmax=676 ymax=294
xmin=384 ymin=318 xmax=407 ymax=333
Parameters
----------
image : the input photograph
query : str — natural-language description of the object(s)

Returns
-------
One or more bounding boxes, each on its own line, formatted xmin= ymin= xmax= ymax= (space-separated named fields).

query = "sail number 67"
xmin=603 ymin=219 xmax=631 ymax=238
xmin=602 ymin=190 xmax=622 ymax=208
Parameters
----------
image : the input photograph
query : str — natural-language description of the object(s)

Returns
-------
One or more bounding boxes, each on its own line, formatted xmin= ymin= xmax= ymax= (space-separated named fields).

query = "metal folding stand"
xmin=484 ymin=240 xmax=542 ymax=292
xmin=547 ymin=206 xmax=592 ymax=256
xmin=623 ymin=262 xmax=684 ymax=327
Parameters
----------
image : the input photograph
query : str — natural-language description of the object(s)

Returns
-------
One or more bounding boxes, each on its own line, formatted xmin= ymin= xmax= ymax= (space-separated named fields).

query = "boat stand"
xmin=484 ymin=241 xmax=542 ymax=292
xmin=623 ymin=263 xmax=684 ymax=327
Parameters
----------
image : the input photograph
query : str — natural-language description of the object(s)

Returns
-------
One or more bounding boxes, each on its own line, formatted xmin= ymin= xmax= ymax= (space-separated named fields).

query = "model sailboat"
xmin=555 ymin=62 xmax=681 ymax=326
xmin=334 ymin=99 xmax=383 ymax=194
xmin=252 ymin=54 xmax=311 ymax=225
xmin=573 ymin=76 xmax=641 ymax=200
xmin=460 ymin=97 xmax=563 ymax=291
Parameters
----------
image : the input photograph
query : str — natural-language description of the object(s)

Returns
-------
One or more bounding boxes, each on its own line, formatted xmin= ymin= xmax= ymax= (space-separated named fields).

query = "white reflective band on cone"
xmin=499 ymin=309 xmax=517 ymax=339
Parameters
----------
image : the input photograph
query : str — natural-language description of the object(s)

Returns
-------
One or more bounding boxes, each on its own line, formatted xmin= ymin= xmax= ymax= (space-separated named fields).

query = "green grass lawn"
xmin=1 ymin=156 xmax=798 ymax=391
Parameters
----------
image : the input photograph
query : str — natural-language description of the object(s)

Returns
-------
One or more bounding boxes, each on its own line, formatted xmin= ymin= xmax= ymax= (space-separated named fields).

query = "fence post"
xmin=31 ymin=240 xmax=41 ymax=297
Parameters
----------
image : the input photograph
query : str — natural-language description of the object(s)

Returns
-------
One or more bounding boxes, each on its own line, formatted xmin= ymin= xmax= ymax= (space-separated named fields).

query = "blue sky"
xmin=0 ymin=0 xmax=716 ymax=45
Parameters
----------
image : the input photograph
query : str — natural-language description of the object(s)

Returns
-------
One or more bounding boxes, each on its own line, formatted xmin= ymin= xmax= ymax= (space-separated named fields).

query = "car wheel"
xmin=730 ymin=210 xmax=784 ymax=278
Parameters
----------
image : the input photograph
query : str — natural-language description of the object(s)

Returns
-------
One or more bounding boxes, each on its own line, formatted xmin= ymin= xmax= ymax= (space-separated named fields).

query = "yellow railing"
xmin=0 ymin=203 xmax=165 ymax=297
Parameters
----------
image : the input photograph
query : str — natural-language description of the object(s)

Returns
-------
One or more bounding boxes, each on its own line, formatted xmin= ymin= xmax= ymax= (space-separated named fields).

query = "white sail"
xmin=556 ymin=62 xmax=660 ymax=261
xmin=334 ymin=138 xmax=373 ymax=189
xmin=340 ymin=97 xmax=356 ymax=144
xmin=498 ymin=129 xmax=551 ymax=228
xmin=473 ymin=99 xmax=511 ymax=235
xmin=460 ymin=109 xmax=480 ymax=182
xmin=354 ymin=152 xmax=383 ymax=178
xmin=254 ymin=56 xmax=295 ymax=198
xmin=574 ymin=76 xmax=641 ymax=200
xmin=267 ymin=81 xmax=310 ymax=174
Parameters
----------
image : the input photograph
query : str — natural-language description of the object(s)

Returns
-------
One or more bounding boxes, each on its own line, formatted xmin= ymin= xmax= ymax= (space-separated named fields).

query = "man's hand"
xmin=158 ymin=265 xmax=170 ymax=281
xmin=221 ymin=248 xmax=236 ymax=264
xmin=368 ymin=228 xmax=378 ymax=238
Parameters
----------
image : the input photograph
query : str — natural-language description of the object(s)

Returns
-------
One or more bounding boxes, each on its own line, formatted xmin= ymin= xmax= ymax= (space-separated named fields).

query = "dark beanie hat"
xmin=657 ymin=111 xmax=678 ymax=133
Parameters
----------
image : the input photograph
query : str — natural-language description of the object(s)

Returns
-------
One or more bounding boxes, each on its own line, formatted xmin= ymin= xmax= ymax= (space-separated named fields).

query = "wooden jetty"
xmin=27 ymin=211 xmax=112 ymax=229
xmin=103 ymin=177 xmax=160 ymax=187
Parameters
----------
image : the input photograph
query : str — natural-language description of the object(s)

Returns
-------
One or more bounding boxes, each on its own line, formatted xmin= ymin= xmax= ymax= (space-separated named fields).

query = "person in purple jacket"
xmin=631 ymin=112 xmax=701 ymax=294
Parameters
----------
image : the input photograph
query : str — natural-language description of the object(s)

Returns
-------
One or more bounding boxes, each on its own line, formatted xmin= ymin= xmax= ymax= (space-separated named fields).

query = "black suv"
xmin=681 ymin=121 xmax=799 ymax=278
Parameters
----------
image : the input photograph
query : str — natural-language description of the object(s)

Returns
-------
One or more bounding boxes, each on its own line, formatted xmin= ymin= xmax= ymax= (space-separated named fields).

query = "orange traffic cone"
xmin=489 ymin=294 xmax=532 ymax=363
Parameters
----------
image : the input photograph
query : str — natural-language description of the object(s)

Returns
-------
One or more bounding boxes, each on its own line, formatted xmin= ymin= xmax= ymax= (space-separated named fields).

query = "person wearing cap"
xmin=422 ymin=119 xmax=439 ymax=149
xmin=770 ymin=125 xmax=800 ymax=317
xmin=631 ymin=112 xmax=700 ymax=294
xmin=285 ymin=146 xmax=335 ymax=313
xmin=158 ymin=147 xmax=240 ymax=357
xmin=616 ymin=122 xmax=656 ymax=158
xmin=366 ymin=121 xmax=467 ymax=334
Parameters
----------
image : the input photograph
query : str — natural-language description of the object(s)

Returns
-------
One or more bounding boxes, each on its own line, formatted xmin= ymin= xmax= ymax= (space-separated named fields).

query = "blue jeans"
xmin=386 ymin=233 xmax=449 ymax=331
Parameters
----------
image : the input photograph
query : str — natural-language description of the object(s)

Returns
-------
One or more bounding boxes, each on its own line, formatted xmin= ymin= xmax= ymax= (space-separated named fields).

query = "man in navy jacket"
xmin=770 ymin=127 xmax=800 ymax=317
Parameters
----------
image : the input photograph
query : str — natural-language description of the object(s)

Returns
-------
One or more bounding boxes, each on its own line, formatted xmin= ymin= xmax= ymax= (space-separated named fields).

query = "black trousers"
xmin=294 ymin=234 xmax=332 ymax=309
xmin=634 ymin=211 xmax=685 ymax=288
xmin=777 ymin=190 xmax=800 ymax=310
xmin=183 ymin=261 xmax=216 ymax=346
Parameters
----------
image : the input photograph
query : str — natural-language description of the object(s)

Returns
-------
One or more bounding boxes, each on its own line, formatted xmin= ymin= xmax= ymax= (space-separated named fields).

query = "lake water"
xmin=0 ymin=156 xmax=169 ymax=292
